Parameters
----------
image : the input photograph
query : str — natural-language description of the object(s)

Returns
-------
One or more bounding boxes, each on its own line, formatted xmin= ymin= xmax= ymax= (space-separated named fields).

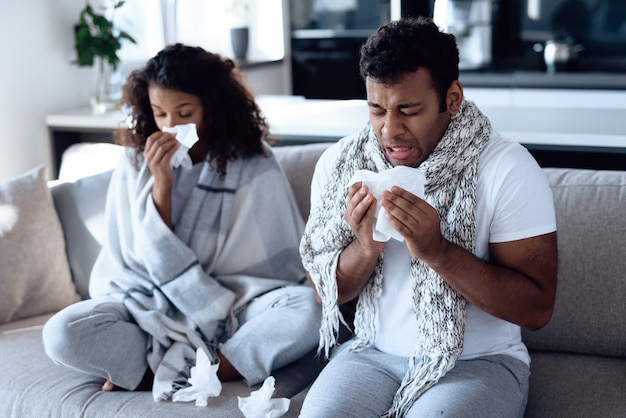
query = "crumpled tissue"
xmin=172 ymin=348 xmax=222 ymax=407
xmin=237 ymin=376 xmax=290 ymax=418
xmin=348 ymin=166 xmax=425 ymax=242
xmin=162 ymin=123 xmax=199 ymax=169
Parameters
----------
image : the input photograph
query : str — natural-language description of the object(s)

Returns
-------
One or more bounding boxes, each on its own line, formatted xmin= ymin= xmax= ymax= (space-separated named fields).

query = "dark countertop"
xmin=459 ymin=71 xmax=626 ymax=90
xmin=235 ymin=58 xmax=283 ymax=69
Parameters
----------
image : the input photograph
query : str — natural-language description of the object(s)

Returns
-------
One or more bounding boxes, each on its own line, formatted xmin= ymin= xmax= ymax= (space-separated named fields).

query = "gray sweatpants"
xmin=43 ymin=285 xmax=321 ymax=390
xmin=300 ymin=343 xmax=529 ymax=418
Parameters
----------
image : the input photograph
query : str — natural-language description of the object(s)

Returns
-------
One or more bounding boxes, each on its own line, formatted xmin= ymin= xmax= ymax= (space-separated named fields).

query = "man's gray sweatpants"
xmin=300 ymin=343 xmax=529 ymax=418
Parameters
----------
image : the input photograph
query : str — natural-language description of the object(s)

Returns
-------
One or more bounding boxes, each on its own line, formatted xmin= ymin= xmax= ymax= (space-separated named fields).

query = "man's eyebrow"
xmin=397 ymin=102 xmax=421 ymax=109
xmin=366 ymin=102 xmax=422 ymax=110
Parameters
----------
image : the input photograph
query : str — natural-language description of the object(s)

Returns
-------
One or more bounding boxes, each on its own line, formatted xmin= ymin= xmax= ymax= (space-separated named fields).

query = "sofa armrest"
xmin=58 ymin=143 xmax=125 ymax=181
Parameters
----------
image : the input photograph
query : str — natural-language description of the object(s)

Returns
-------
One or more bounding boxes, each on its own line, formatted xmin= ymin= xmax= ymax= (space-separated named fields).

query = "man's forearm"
xmin=427 ymin=233 xmax=557 ymax=330
xmin=335 ymin=239 xmax=381 ymax=304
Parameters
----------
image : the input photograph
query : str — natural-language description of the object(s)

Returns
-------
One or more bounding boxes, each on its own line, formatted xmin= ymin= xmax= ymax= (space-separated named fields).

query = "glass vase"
xmin=91 ymin=57 xmax=116 ymax=114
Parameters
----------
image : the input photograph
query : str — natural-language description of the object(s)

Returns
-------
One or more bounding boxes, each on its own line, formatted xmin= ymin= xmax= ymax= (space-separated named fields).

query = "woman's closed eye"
xmin=153 ymin=111 xmax=193 ymax=120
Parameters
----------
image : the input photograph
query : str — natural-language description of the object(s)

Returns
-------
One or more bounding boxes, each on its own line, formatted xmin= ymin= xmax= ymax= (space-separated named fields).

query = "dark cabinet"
xmin=291 ymin=37 xmax=366 ymax=100
xmin=289 ymin=0 xmax=433 ymax=99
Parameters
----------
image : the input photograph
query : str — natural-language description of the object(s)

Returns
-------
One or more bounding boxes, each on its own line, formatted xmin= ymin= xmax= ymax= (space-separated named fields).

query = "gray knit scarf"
xmin=300 ymin=100 xmax=491 ymax=417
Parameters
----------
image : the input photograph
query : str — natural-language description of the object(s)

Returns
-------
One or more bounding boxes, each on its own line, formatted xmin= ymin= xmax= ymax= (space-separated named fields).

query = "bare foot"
xmin=217 ymin=351 xmax=242 ymax=382
xmin=102 ymin=380 xmax=115 ymax=391
xmin=101 ymin=368 xmax=153 ymax=392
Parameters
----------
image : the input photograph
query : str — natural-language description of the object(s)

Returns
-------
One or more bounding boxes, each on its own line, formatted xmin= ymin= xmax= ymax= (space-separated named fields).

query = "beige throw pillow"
xmin=0 ymin=165 xmax=79 ymax=323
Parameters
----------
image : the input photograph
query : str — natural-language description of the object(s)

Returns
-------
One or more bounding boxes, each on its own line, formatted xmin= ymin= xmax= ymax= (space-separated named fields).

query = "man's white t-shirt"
xmin=309 ymin=130 xmax=557 ymax=366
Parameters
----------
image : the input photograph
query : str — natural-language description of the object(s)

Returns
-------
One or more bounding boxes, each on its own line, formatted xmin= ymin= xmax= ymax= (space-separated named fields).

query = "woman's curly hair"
xmin=359 ymin=17 xmax=459 ymax=112
xmin=115 ymin=43 xmax=270 ymax=176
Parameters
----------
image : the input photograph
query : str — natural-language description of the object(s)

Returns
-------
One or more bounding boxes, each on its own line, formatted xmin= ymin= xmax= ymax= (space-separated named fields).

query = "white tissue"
xmin=348 ymin=166 xmax=426 ymax=242
xmin=162 ymin=123 xmax=199 ymax=169
xmin=172 ymin=348 xmax=222 ymax=407
xmin=237 ymin=376 xmax=290 ymax=418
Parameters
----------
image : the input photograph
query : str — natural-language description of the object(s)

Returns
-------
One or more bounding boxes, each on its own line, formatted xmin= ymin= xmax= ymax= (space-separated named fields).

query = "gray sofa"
xmin=1 ymin=142 xmax=624 ymax=417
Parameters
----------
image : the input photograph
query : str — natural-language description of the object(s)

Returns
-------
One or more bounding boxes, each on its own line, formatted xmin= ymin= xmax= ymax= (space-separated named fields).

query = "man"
xmin=299 ymin=17 xmax=557 ymax=418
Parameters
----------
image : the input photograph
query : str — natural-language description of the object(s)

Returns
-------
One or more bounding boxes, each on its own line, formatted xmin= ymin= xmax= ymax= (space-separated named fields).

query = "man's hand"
xmin=381 ymin=185 xmax=446 ymax=263
xmin=380 ymin=186 xmax=557 ymax=330
xmin=331 ymin=182 xmax=384 ymax=304
xmin=344 ymin=182 xmax=385 ymax=257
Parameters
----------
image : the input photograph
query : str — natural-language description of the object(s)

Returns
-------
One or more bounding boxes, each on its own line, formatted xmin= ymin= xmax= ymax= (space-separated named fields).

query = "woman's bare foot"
xmin=217 ymin=351 xmax=242 ymax=382
xmin=102 ymin=380 xmax=116 ymax=391
xmin=101 ymin=368 xmax=153 ymax=392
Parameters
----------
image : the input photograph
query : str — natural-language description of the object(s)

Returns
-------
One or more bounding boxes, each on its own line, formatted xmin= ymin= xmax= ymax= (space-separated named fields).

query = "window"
xmin=115 ymin=0 xmax=285 ymax=65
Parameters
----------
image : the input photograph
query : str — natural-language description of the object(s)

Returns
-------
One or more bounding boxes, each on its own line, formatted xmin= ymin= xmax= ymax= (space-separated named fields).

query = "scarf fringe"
xmin=315 ymin=250 xmax=349 ymax=358
xmin=382 ymin=354 xmax=457 ymax=418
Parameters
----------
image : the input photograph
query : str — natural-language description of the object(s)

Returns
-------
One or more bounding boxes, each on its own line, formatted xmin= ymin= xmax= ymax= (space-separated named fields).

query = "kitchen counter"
xmin=459 ymin=71 xmax=626 ymax=90
xmin=46 ymin=93 xmax=626 ymax=177
xmin=257 ymin=95 xmax=625 ymax=143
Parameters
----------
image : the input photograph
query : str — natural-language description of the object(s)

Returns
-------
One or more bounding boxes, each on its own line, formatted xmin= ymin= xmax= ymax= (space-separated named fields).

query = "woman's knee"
xmin=43 ymin=303 xmax=87 ymax=364
xmin=257 ymin=285 xmax=321 ymax=324
xmin=285 ymin=286 xmax=323 ymax=338
xmin=42 ymin=299 xmax=129 ymax=365
xmin=287 ymin=285 xmax=322 ymax=319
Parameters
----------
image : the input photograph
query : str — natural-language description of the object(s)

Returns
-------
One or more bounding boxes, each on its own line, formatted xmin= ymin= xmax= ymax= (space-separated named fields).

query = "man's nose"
xmin=381 ymin=113 xmax=405 ymax=139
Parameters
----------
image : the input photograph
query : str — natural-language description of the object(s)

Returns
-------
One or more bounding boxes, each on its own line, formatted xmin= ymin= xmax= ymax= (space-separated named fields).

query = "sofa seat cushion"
xmin=0 ymin=325 xmax=317 ymax=417
xmin=525 ymin=351 xmax=626 ymax=418
xmin=0 ymin=312 xmax=54 ymax=333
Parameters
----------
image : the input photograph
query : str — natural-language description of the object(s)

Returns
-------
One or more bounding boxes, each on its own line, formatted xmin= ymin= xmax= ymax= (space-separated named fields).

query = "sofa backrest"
xmin=50 ymin=142 xmax=334 ymax=300
xmin=521 ymin=168 xmax=626 ymax=358
xmin=272 ymin=142 xmax=334 ymax=221
xmin=52 ymin=142 xmax=626 ymax=360
xmin=50 ymin=170 xmax=112 ymax=300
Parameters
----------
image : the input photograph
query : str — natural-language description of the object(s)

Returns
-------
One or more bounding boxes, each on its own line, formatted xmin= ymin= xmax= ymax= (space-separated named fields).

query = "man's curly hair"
xmin=115 ymin=43 xmax=270 ymax=176
xmin=359 ymin=17 xmax=460 ymax=112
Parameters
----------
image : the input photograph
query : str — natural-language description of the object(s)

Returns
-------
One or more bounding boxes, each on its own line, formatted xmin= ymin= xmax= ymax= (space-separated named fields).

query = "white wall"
xmin=0 ymin=0 xmax=291 ymax=183
xmin=0 ymin=0 xmax=96 ymax=182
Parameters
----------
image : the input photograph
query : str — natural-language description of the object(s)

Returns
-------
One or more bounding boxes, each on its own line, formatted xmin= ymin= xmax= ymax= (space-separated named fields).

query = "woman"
xmin=43 ymin=44 xmax=321 ymax=402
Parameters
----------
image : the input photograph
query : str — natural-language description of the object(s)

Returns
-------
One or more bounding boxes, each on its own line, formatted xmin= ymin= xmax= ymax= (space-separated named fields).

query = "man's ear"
xmin=446 ymin=80 xmax=464 ymax=115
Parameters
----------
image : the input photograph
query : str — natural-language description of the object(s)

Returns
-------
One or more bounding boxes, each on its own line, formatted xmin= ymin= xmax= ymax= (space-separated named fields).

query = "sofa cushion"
xmin=50 ymin=170 xmax=113 ymax=299
xmin=0 ymin=323 xmax=314 ymax=417
xmin=522 ymin=168 xmax=626 ymax=357
xmin=0 ymin=165 xmax=79 ymax=324
xmin=524 ymin=351 xmax=626 ymax=418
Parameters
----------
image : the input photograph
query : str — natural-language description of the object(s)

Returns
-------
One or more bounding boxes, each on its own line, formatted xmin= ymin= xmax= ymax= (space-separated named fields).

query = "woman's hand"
xmin=144 ymin=131 xmax=180 ymax=227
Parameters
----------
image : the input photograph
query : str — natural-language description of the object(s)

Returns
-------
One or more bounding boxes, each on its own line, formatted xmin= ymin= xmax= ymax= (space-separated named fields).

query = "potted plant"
xmin=73 ymin=0 xmax=136 ymax=111
xmin=228 ymin=0 xmax=250 ymax=60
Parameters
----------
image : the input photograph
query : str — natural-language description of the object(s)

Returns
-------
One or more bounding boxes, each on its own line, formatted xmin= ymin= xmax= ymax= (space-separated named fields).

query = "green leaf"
xmin=72 ymin=1 xmax=135 ymax=70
